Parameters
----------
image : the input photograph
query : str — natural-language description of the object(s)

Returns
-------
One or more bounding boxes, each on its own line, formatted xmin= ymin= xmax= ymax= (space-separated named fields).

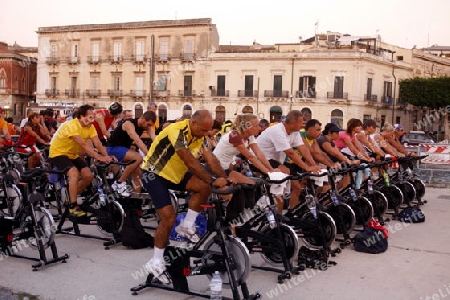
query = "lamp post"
xmin=391 ymin=66 xmax=396 ymax=125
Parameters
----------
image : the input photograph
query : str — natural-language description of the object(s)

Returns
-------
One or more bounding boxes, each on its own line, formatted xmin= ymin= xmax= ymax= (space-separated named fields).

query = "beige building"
xmin=36 ymin=18 xmax=450 ymax=132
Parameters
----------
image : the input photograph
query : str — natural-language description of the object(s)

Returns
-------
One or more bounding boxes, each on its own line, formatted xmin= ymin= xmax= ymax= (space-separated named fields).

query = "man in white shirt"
xmin=257 ymin=110 xmax=321 ymax=211
xmin=20 ymin=108 xmax=34 ymax=128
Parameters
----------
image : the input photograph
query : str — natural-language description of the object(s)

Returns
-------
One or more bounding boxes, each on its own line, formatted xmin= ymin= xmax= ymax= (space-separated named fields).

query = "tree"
xmin=399 ymin=76 xmax=450 ymax=141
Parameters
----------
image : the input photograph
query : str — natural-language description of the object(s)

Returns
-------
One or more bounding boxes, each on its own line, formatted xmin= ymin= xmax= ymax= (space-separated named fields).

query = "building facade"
xmin=35 ymin=19 xmax=450 ymax=132
xmin=0 ymin=42 xmax=37 ymax=122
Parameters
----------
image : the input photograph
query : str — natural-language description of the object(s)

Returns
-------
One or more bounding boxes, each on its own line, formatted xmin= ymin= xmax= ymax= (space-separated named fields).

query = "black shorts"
xmin=50 ymin=155 xmax=88 ymax=172
xmin=142 ymin=171 xmax=193 ymax=210
xmin=268 ymin=159 xmax=304 ymax=175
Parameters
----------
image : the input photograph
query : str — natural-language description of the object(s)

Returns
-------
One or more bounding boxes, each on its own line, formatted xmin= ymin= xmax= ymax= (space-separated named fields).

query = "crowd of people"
xmin=0 ymin=103 xmax=413 ymax=283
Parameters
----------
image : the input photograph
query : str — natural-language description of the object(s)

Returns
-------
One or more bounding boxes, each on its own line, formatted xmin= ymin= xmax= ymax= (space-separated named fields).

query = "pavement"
xmin=1 ymin=187 xmax=450 ymax=300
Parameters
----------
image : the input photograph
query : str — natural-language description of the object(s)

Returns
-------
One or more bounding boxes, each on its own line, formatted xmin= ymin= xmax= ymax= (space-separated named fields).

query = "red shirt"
xmin=93 ymin=109 xmax=115 ymax=140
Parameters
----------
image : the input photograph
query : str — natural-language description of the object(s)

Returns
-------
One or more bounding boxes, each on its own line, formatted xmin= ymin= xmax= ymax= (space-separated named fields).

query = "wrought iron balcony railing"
xmin=107 ymin=89 xmax=123 ymax=97
xmin=327 ymin=92 xmax=349 ymax=99
xmin=237 ymin=90 xmax=258 ymax=97
xmin=85 ymin=89 xmax=101 ymax=97
xmin=45 ymin=89 xmax=59 ymax=97
xmin=264 ymin=90 xmax=289 ymax=98
xmin=64 ymin=89 xmax=80 ymax=98
xmin=211 ymin=90 xmax=229 ymax=97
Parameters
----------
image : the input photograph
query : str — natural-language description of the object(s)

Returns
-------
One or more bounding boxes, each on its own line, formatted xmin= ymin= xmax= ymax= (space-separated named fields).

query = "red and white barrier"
xmin=419 ymin=144 xmax=450 ymax=164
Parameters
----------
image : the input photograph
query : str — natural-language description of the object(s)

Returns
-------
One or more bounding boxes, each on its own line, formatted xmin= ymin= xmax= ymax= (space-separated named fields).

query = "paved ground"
xmin=1 ymin=187 xmax=450 ymax=300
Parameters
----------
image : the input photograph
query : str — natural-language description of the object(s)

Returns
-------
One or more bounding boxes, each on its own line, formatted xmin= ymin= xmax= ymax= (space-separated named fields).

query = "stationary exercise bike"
xmin=131 ymin=184 xmax=260 ymax=300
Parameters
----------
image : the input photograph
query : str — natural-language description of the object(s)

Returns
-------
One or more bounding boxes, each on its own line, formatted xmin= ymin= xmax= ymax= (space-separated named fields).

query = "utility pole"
xmin=149 ymin=35 xmax=155 ymax=106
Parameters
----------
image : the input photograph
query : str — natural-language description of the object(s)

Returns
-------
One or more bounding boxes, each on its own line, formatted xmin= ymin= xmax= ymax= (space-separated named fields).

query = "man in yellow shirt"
xmin=141 ymin=110 xmax=228 ymax=284
xmin=49 ymin=104 xmax=114 ymax=216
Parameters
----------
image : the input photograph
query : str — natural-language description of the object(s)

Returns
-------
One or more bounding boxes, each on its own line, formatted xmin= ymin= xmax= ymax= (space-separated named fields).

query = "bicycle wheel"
xmin=29 ymin=207 xmax=55 ymax=250
xmin=381 ymin=185 xmax=404 ymax=209
xmin=326 ymin=203 xmax=356 ymax=235
xmin=97 ymin=200 xmax=125 ymax=237
xmin=411 ymin=178 xmax=425 ymax=200
xmin=0 ymin=185 xmax=22 ymax=217
xmin=367 ymin=191 xmax=388 ymax=219
xmin=348 ymin=196 xmax=373 ymax=226
xmin=396 ymin=181 xmax=416 ymax=206
xmin=300 ymin=210 xmax=336 ymax=249
xmin=259 ymin=223 xmax=299 ymax=267
xmin=203 ymin=235 xmax=251 ymax=287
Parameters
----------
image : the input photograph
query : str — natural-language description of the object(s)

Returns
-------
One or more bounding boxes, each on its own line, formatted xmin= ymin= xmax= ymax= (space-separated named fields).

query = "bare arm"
xmin=310 ymin=141 xmax=338 ymax=168
xmin=322 ymin=141 xmax=354 ymax=164
xmin=285 ymin=148 xmax=321 ymax=172
xmin=296 ymin=144 xmax=317 ymax=167
xmin=95 ymin=113 xmax=110 ymax=139
xmin=356 ymin=133 xmax=385 ymax=157
xmin=91 ymin=135 xmax=109 ymax=157
xmin=1 ymin=127 xmax=11 ymax=140
xmin=237 ymin=144 xmax=272 ymax=174
xmin=249 ymin=143 xmax=274 ymax=172
xmin=24 ymin=126 xmax=47 ymax=144
xmin=71 ymin=135 xmax=112 ymax=163
xmin=122 ymin=121 xmax=148 ymax=154
xmin=386 ymin=135 xmax=408 ymax=155
xmin=376 ymin=135 xmax=400 ymax=156
xmin=344 ymin=136 xmax=371 ymax=161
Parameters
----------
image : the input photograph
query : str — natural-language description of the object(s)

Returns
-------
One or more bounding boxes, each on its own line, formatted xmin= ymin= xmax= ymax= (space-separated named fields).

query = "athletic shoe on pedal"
xmin=144 ymin=258 xmax=171 ymax=284
xmin=111 ymin=181 xmax=131 ymax=197
xmin=175 ymin=221 xmax=200 ymax=243
xmin=69 ymin=207 xmax=86 ymax=217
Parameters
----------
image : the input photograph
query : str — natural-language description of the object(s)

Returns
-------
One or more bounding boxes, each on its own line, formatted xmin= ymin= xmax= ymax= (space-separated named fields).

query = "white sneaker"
xmin=144 ymin=258 xmax=171 ymax=284
xmin=175 ymin=221 xmax=200 ymax=243
xmin=111 ymin=181 xmax=131 ymax=197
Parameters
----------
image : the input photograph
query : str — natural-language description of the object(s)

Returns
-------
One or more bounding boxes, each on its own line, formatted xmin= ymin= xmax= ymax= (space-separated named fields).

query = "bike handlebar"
xmin=212 ymin=184 xmax=241 ymax=195
xmin=96 ymin=159 xmax=136 ymax=168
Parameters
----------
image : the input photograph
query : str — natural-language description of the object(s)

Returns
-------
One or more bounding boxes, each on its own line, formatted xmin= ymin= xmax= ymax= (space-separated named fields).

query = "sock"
xmin=183 ymin=209 xmax=199 ymax=228
xmin=153 ymin=247 xmax=165 ymax=261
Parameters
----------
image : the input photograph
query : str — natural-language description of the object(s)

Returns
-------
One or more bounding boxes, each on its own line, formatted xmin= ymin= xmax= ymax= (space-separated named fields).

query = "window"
xmin=91 ymin=76 xmax=99 ymax=90
xmin=244 ymin=75 xmax=253 ymax=96
xmin=183 ymin=75 xmax=192 ymax=96
xmin=50 ymin=44 xmax=58 ymax=57
xmin=22 ymin=77 xmax=26 ymax=91
xmin=298 ymin=76 xmax=316 ymax=98
xmin=91 ymin=42 xmax=100 ymax=62
xmin=333 ymin=76 xmax=344 ymax=98
xmin=273 ymin=75 xmax=282 ymax=97
xmin=331 ymin=109 xmax=344 ymax=128
xmin=396 ymin=116 xmax=401 ymax=124
xmin=301 ymin=108 xmax=312 ymax=122
xmin=50 ymin=77 xmax=57 ymax=90
xmin=217 ymin=75 xmax=226 ymax=96
xmin=159 ymin=39 xmax=169 ymax=60
xmin=135 ymin=76 xmax=144 ymax=96
xmin=363 ymin=114 xmax=371 ymax=121
xmin=135 ymin=40 xmax=145 ymax=61
xmin=71 ymin=44 xmax=78 ymax=59
xmin=366 ymin=78 xmax=373 ymax=100
xmin=0 ymin=76 xmax=5 ymax=89
xmin=383 ymin=81 xmax=392 ymax=103
xmin=113 ymin=76 xmax=121 ymax=91
xmin=156 ymin=75 xmax=167 ymax=91
xmin=70 ymin=77 xmax=77 ymax=90
xmin=183 ymin=39 xmax=194 ymax=60
xmin=113 ymin=41 xmax=122 ymax=61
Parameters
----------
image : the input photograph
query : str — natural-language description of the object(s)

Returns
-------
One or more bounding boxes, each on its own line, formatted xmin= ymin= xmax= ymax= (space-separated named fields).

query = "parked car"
xmin=401 ymin=131 xmax=434 ymax=145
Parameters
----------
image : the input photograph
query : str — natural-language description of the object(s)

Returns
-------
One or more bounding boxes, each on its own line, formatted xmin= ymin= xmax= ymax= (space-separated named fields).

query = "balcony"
xmin=397 ymin=97 xmax=408 ymax=108
xmin=180 ymin=53 xmax=196 ymax=62
xmin=65 ymin=89 xmax=80 ymax=98
xmin=327 ymin=92 xmax=349 ymax=100
xmin=45 ymin=89 xmax=59 ymax=97
xmin=154 ymin=90 xmax=170 ymax=98
xmin=156 ymin=54 xmax=171 ymax=62
xmin=45 ymin=57 xmax=60 ymax=65
xmin=295 ymin=90 xmax=316 ymax=99
xmin=85 ymin=89 xmax=101 ymax=98
xmin=364 ymin=94 xmax=378 ymax=105
xmin=211 ymin=90 xmax=229 ymax=97
xmin=238 ymin=90 xmax=258 ymax=98
xmin=264 ymin=90 xmax=289 ymax=98
xmin=130 ymin=90 xmax=147 ymax=98
xmin=108 ymin=90 xmax=123 ymax=97
xmin=382 ymin=96 xmax=393 ymax=108
xmin=178 ymin=90 xmax=196 ymax=97
xmin=67 ymin=56 xmax=79 ymax=64
xmin=87 ymin=56 xmax=101 ymax=64
xmin=109 ymin=55 xmax=123 ymax=64
xmin=132 ymin=55 xmax=147 ymax=63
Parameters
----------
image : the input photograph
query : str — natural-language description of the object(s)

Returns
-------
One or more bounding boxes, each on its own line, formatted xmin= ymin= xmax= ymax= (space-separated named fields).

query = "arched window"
xmin=158 ymin=104 xmax=167 ymax=123
xmin=215 ymin=105 xmax=226 ymax=123
xmin=182 ymin=104 xmax=193 ymax=118
xmin=135 ymin=104 xmax=143 ymax=118
xmin=331 ymin=109 xmax=344 ymax=128
xmin=269 ymin=106 xmax=282 ymax=123
xmin=241 ymin=105 xmax=253 ymax=114
xmin=301 ymin=108 xmax=312 ymax=122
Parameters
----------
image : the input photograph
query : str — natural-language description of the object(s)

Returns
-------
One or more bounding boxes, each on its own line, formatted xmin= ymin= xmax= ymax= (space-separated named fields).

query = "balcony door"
xmin=273 ymin=75 xmax=282 ymax=97
xmin=334 ymin=76 xmax=344 ymax=98
xmin=244 ymin=75 xmax=253 ymax=96
xmin=184 ymin=75 xmax=192 ymax=96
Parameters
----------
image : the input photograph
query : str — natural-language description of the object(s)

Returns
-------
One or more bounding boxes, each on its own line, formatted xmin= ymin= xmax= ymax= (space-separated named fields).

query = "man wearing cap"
xmin=356 ymin=119 xmax=385 ymax=159
xmin=93 ymin=102 xmax=123 ymax=146
xmin=386 ymin=123 xmax=411 ymax=156
xmin=0 ymin=107 xmax=13 ymax=147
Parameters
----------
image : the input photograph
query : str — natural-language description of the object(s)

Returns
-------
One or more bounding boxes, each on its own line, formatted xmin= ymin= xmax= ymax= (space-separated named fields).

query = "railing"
xmin=45 ymin=89 xmax=59 ymax=97
xmin=264 ymin=90 xmax=289 ymax=98
xmin=327 ymin=92 xmax=349 ymax=99
xmin=180 ymin=53 xmax=196 ymax=62
xmin=178 ymin=90 xmax=196 ymax=97
xmin=156 ymin=54 xmax=171 ymax=62
xmin=132 ymin=55 xmax=147 ymax=63
xmin=364 ymin=94 xmax=378 ymax=102
xmin=296 ymin=90 xmax=316 ymax=98
xmin=109 ymin=55 xmax=123 ymax=63
xmin=153 ymin=90 xmax=170 ymax=97
xmin=130 ymin=90 xmax=147 ymax=98
xmin=67 ymin=56 xmax=79 ymax=64
xmin=45 ymin=57 xmax=60 ymax=65
xmin=85 ymin=89 xmax=101 ymax=97
xmin=87 ymin=56 xmax=102 ymax=64
xmin=237 ymin=90 xmax=258 ymax=97
xmin=382 ymin=96 xmax=393 ymax=103
xmin=64 ymin=89 xmax=80 ymax=98
xmin=417 ymin=143 xmax=450 ymax=184
xmin=211 ymin=90 xmax=229 ymax=97
xmin=107 ymin=90 xmax=123 ymax=97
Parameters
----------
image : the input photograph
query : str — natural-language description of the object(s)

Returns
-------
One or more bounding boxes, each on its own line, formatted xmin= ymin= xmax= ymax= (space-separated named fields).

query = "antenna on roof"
xmin=315 ymin=20 xmax=319 ymax=47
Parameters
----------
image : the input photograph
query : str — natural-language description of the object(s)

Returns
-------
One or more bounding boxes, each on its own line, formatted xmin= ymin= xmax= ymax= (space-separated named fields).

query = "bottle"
xmin=367 ymin=179 xmax=373 ymax=194
xmin=330 ymin=190 xmax=339 ymax=205
xmin=355 ymin=170 xmax=363 ymax=190
xmin=210 ymin=271 xmax=222 ymax=300
xmin=242 ymin=161 xmax=253 ymax=177
xmin=265 ymin=207 xmax=277 ymax=229
xmin=405 ymin=167 xmax=413 ymax=177
xmin=349 ymin=188 xmax=357 ymax=201
xmin=305 ymin=194 xmax=317 ymax=219
xmin=383 ymin=172 xmax=391 ymax=187
xmin=97 ymin=185 xmax=106 ymax=206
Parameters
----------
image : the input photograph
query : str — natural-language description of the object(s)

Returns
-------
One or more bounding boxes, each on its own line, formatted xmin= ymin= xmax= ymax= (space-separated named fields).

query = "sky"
xmin=1 ymin=0 xmax=449 ymax=49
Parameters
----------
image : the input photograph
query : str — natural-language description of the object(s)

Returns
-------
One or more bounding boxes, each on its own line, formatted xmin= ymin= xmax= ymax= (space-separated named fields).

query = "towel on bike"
xmin=268 ymin=172 xmax=290 ymax=196
xmin=311 ymin=169 xmax=328 ymax=187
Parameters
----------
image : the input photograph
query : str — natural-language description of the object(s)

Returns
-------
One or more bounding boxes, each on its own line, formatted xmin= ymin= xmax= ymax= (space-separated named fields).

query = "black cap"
xmin=323 ymin=123 xmax=344 ymax=134
xmin=363 ymin=119 xmax=379 ymax=128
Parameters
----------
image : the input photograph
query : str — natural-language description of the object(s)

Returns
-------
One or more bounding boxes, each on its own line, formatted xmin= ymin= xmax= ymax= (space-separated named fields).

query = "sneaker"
xmin=144 ymin=258 xmax=171 ymax=284
xmin=111 ymin=181 xmax=131 ymax=197
xmin=69 ymin=207 xmax=86 ymax=217
xmin=175 ymin=221 xmax=200 ymax=243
